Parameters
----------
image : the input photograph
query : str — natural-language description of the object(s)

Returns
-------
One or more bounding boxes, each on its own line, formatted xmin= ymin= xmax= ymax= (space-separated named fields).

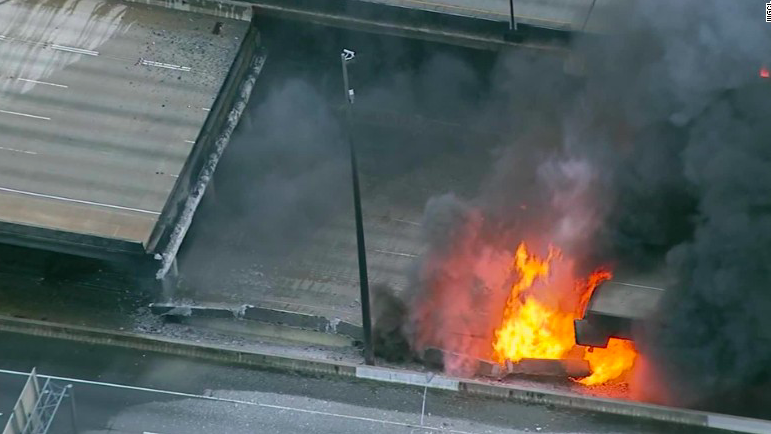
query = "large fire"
xmin=492 ymin=242 xmax=637 ymax=385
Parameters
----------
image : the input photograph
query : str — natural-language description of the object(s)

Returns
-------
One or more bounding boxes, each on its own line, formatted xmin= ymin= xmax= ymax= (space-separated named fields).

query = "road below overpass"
xmin=0 ymin=332 xmax=733 ymax=434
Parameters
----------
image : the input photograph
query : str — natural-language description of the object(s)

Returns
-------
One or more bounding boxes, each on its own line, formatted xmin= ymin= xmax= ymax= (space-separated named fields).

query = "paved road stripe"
xmin=140 ymin=59 xmax=191 ymax=72
xmin=0 ymin=186 xmax=161 ymax=215
xmin=0 ymin=146 xmax=37 ymax=155
xmin=0 ymin=109 xmax=50 ymax=120
xmin=16 ymin=77 xmax=68 ymax=88
xmin=373 ymin=249 xmax=418 ymax=258
xmin=50 ymin=44 xmax=99 ymax=56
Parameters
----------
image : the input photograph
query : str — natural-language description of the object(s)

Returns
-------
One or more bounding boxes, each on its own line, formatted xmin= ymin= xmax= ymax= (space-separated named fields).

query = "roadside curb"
xmin=0 ymin=315 xmax=769 ymax=433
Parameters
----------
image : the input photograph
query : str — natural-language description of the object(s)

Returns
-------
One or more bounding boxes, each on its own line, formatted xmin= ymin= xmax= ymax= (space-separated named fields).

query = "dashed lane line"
xmin=0 ymin=109 xmax=50 ymax=120
xmin=0 ymin=186 xmax=160 ymax=215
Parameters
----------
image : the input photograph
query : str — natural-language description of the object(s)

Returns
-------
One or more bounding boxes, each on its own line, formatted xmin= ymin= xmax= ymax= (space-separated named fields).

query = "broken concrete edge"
xmin=148 ymin=11 xmax=264 ymax=272
xmin=121 ymin=0 xmax=254 ymax=21
xmin=0 ymin=316 xmax=768 ymax=433
xmin=149 ymin=303 xmax=364 ymax=341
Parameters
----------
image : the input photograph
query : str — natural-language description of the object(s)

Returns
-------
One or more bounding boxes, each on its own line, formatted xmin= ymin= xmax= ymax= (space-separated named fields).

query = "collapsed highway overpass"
xmin=0 ymin=0 xmax=263 ymax=276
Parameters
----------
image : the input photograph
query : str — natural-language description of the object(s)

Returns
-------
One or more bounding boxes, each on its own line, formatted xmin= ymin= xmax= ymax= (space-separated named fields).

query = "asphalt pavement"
xmin=0 ymin=332 xmax=738 ymax=434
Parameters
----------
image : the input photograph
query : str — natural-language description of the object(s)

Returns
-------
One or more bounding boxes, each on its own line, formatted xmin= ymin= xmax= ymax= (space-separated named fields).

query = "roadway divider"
xmin=0 ymin=315 xmax=769 ymax=433
xmin=122 ymin=0 xmax=253 ymax=21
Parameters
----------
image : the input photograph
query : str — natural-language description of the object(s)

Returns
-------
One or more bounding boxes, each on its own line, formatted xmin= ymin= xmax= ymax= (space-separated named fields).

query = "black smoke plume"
xmin=389 ymin=0 xmax=771 ymax=417
xmin=578 ymin=0 xmax=771 ymax=416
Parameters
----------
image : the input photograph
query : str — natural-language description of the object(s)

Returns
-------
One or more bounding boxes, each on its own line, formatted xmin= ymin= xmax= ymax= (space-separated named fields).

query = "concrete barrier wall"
xmin=2 ymin=315 xmax=771 ymax=433
xmin=122 ymin=0 xmax=253 ymax=21
xmin=0 ymin=316 xmax=354 ymax=377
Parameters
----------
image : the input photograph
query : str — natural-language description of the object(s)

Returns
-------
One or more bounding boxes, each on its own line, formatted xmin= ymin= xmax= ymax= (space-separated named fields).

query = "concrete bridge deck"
xmin=0 ymin=0 xmax=255 ymax=262
xmin=248 ymin=0 xmax=624 ymax=51
xmin=357 ymin=0 xmax=609 ymax=31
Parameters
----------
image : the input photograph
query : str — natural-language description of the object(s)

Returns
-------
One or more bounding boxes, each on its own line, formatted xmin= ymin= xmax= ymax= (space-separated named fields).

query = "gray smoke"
xmin=180 ymin=78 xmax=350 ymax=288
xmin=396 ymin=0 xmax=771 ymax=416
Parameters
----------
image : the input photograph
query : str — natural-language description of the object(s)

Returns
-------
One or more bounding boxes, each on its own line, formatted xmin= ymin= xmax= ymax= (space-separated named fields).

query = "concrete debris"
xmin=506 ymin=358 xmax=591 ymax=378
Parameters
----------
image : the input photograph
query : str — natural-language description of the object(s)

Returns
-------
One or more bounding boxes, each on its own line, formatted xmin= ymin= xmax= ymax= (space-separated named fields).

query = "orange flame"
xmin=492 ymin=242 xmax=637 ymax=385
xmin=577 ymin=268 xmax=612 ymax=318
xmin=579 ymin=338 xmax=638 ymax=385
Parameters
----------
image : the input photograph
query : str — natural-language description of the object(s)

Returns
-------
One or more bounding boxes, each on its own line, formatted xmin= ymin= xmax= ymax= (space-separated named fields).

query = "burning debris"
xmin=374 ymin=208 xmax=639 ymax=385
xmin=491 ymin=242 xmax=636 ymax=386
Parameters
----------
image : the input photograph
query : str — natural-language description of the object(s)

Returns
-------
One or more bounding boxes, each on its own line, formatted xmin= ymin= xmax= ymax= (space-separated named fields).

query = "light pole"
xmin=508 ymin=0 xmax=517 ymax=31
xmin=341 ymin=48 xmax=374 ymax=365
xmin=581 ymin=0 xmax=597 ymax=32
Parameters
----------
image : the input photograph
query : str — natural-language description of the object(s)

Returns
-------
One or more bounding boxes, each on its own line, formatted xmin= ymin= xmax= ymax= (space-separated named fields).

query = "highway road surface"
xmin=0 ymin=0 xmax=246 ymax=244
xmin=0 ymin=332 xmax=738 ymax=434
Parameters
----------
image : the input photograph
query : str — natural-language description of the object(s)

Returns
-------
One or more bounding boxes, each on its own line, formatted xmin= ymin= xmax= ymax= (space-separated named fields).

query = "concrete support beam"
xmin=122 ymin=0 xmax=253 ymax=21
xmin=250 ymin=0 xmax=572 ymax=52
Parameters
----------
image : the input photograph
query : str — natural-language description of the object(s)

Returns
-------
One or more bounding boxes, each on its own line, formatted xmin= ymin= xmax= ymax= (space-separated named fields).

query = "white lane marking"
xmin=140 ymin=59 xmax=191 ymax=72
xmin=0 ymin=186 xmax=160 ymax=215
xmin=0 ymin=147 xmax=37 ymax=155
xmin=373 ymin=249 xmax=418 ymax=258
xmin=0 ymin=109 xmax=50 ymax=120
xmin=50 ymin=44 xmax=98 ymax=56
xmin=392 ymin=218 xmax=421 ymax=226
xmin=184 ymin=140 xmax=196 ymax=144
xmin=0 ymin=369 xmax=476 ymax=434
xmin=16 ymin=77 xmax=68 ymax=88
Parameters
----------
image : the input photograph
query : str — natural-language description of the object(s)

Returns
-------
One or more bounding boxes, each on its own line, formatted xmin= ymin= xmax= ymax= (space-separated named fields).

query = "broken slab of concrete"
xmin=476 ymin=359 xmax=505 ymax=378
xmin=148 ymin=302 xmax=364 ymax=342
xmin=506 ymin=358 xmax=591 ymax=378
xmin=421 ymin=347 xmax=585 ymax=379
xmin=149 ymin=303 xmax=239 ymax=319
